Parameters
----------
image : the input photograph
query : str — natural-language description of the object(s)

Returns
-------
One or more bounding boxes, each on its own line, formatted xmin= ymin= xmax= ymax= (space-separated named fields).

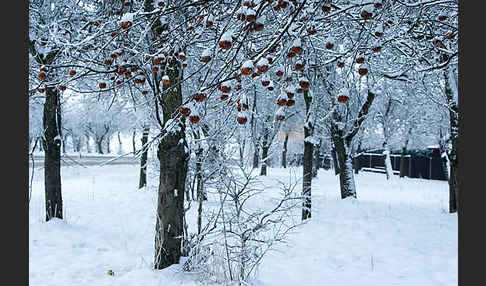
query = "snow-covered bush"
xmin=183 ymin=165 xmax=302 ymax=284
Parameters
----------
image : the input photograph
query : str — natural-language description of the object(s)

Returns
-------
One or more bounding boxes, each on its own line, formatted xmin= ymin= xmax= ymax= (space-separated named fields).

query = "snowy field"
xmin=29 ymin=163 xmax=457 ymax=286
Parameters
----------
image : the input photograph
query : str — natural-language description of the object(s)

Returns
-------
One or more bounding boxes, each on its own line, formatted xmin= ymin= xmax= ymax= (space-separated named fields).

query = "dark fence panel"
xmin=356 ymin=152 xmax=447 ymax=181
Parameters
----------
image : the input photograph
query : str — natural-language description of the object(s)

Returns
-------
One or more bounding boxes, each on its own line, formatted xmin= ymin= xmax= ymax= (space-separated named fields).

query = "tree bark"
xmin=260 ymin=124 xmax=270 ymax=176
xmin=331 ymin=89 xmax=375 ymax=199
xmin=331 ymin=146 xmax=340 ymax=175
xmin=444 ymin=66 xmax=459 ymax=214
xmin=250 ymin=85 xmax=259 ymax=169
xmin=312 ymin=138 xmax=321 ymax=177
xmin=448 ymin=163 xmax=457 ymax=213
xmin=399 ymin=146 xmax=408 ymax=178
xmin=193 ymin=130 xmax=206 ymax=201
xmin=43 ymin=86 xmax=63 ymax=221
xmin=252 ymin=146 xmax=259 ymax=169
xmin=353 ymin=143 xmax=361 ymax=174
xmin=132 ymin=129 xmax=137 ymax=155
xmin=95 ymin=140 xmax=104 ymax=154
xmin=154 ymin=56 xmax=188 ymax=270
xmin=281 ymin=132 xmax=289 ymax=168
xmin=333 ymin=136 xmax=357 ymax=199
xmin=139 ymin=126 xmax=150 ymax=189
xmin=383 ymin=142 xmax=393 ymax=180
xmin=302 ymin=89 xmax=313 ymax=220
xmin=154 ymin=131 xmax=187 ymax=269
xmin=38 ymin=136 xmax=44 ymax=152
xmin=61 ymin=134 xmax=67 ymax=154
xmin=117 ymin=132 xmax=123 ymax=155
xmin=106 ymin=137 xmax=111 ymax=154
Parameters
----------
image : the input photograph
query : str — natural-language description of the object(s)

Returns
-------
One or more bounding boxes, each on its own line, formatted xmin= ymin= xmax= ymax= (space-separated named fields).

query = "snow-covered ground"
xmin=29 ymin=164 xmax=457 ymax=286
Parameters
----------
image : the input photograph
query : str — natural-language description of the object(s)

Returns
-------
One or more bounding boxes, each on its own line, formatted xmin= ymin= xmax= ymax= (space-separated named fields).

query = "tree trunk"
xmin=154 ymin=56 xmax=188 ymax=270
xmin=85 ymin=135 xmax=91 ymax=153
xmin=260 ymin=126 xmax=270 ymax=176
xmin=193 ymin=130 xmax=206 ymax=201
xmin=106 ymin=138 xmax=111 ymax=154
xmin=38 ymin=136 xmax=44 ymax=152
xmin=252 ymin=146 xmax=259 ymax=169
xmin=154 ymin=132 xmax=187 ymax=269
xmin=250 ymin=85 xmax=259 ymax=169
xmin=444 ymin=67 xmax=459 ymax=214
xmin=71 ymin=135 xmax=81 ymax=153
xmin=399 ymin=146 xmax=408 ymax=178
xmin=139 ymin=126 xmax=150 ymax=189
xmin=43 ymin=86 xmax=63 ymax=221
xmin=448 ymin=163 xmax=457 ymax=213
xmin=302 ymin=139 xmax=313 ymax=220
xmin=302 ymin=89 xmax=313 ymax=220
xmin=331 ymin=146 xmax=340 ymax=175
xmin=61 ymin=134 xmax=67 ymax=154
xmin=132 ymin=129 xmax=137 ymax=155
xmin=312 ymin=139 xmax=321 ymax=178
xmin=353 ymin=143 xmax=361 ymax=174
xmin=96 ymin=140 xmax=104 ymax=154
xmin=333 ymin=136 xmax=357 ymax=199
xmin=281 ymin=132 xmax=289 ymax=168
xmin=195 ymin=150 xmax=206 ymax=201
xmin=383 ymin=142 xmax=393 ymax=180
xmin=238 ymin=136 xmax=245 ymax=167
xmin=117 ymin=132 xmax=123 ymax=155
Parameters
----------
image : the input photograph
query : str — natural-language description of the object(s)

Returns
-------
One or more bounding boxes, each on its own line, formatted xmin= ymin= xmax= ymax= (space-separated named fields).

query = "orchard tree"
xmin=29 ymin=0 xmax=98 ymax=221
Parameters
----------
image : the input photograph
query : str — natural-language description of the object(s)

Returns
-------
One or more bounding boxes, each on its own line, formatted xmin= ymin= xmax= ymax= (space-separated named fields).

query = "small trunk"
xmin=312 ymin=139 xmax=321 ymax=177
xmin=43 ymin=86 xmax=63 ymax=221
xmin=96 ymin=140 xmax=104 ymax=154
xmin=196 ymin=136 xmax=205 ymax=235
xmin=448 ymin=164 xmax=457 ymax=213
xmin=106 ymin=138 xmax=111 ymax=154
xmin=132 ymin=129 xmax=137 ymax=155
xmin=252 ymin=146 xmax=259 ymax=169
xmin=38 ymin=137 xmax=44 ymax=152
xmin=117 ymin=132 xmax=123 ymax=155
xmin=400 ymin=128 xmax=412 ymax=178
xmin=281 ymin=132 xmax=289 ymax=168
xmin=239 ymin=138 xmax=245 ymax=167
xmin=61 ymin=135 xmax=67 ymax=154
xmin=353 ymin=144 xmax=361 ymax=174
xmin=383 ymin=143 xmax=393 ymax=180
xmin=85 ymin=135 xmax=91 ymax=153
xmin=197 ymin=187 xmax=204 ymax=235
xmin=302 ymin=89 xmax=313 ymax=220
xmin=139 ymin=127 xmax=150 ymax=189
xmin=260 ymin=128 xmax=270 ymax=176
xmin=251 ymin=85 xmax=259 ymax=170
xmin=195 ymin=141 xmax=206 ymax=201
xmin=442 ymin=154 xmax=450 ymax=181
xmin=399 ymin=147 xmax=407 ymax=178
xmin=302 ymin=140 xmax=313 ymax=220
xmin=353 ymin=156 xmax=359 ymax=174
